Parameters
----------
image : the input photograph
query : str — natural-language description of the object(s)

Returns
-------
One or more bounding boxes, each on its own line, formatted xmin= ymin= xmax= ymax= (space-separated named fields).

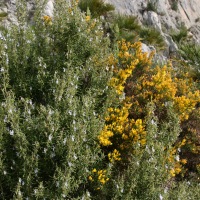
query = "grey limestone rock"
xmin=145 ymin=11 xmax=162 ymax=32
xmin=105 ymin=0 xmax=200 ymax=42
xmin=0 ymin=0 xmax=54 ymax=26
xmin=1 ymin=0 xmax=200 ymax=60
xmin=44 ymin=0 xmax=54 ymax=17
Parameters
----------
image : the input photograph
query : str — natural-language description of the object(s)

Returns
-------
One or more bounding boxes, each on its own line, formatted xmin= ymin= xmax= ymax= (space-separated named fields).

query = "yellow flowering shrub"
xmin=98 ymin=100 xmax=146 ymax=164
xmin=88 ymin=169 xmax=109 ymax=189
xmin=168 ymin=139 xmax=187 ymax=177
xmin=99 ymin=39 xmax=200 ymax=180
xmin=174 ymin=91 xmax=199 ymax=121
xmin=142 ymin=65 xmax=177 ymax=101
xmin=108 ymin=149 xmax=121 ymax=162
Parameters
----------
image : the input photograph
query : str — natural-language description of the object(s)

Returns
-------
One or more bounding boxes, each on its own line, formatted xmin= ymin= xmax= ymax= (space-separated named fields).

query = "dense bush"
xmin=109 ymin=14 xmax=141 ymax=44
xmin=139 ymin=27 xmax=166 ymax=49
xmin=78 ymin=0 xmax=114 ymax=18
xmin=0 ymin=0 xmax=199 ymax=199
xmin=171 ymin=0 xmax=178 ymax=11
xmin=96 ymin=39 xmax=199 ymax=199
xmin=171 ymin=25 xmax=188 ymax=44
xmin=0 ymin=0 xmax=114 ymax=198
xmin=146 ymin=0 xmax=158 ymax=13
xmin=179 ymin=43 xmax=200 ymax=84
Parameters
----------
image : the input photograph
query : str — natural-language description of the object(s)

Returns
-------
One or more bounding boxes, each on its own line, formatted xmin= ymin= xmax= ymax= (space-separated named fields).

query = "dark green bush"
xmin=171 ymin=25 xmax=188 ymax=44
xmin=146 ymin=1 xmax=158 ymax=13
xmin=114 ymin=14 xmax=141 ymax=31
xmin=78 ymin=0 xmax=115 ymax=18
xmin=110 ymin=14 xmax=141 ymax=43
xmin=179 ymin=43 xmax=200 ymax=85
xmin=0 ymin=12 xmax=8 ymax=18
xmin=139 ymin=27 xmax=166 ymax=49
xmin=171 ymin=0 xmax=178 ymax=11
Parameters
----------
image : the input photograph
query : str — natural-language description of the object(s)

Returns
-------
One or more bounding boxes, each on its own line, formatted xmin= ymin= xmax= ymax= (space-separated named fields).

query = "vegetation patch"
xmin=0 ymin=0 xmax=199 ymax=199
xmin=78 ymin=0 xmax=115 ymax=18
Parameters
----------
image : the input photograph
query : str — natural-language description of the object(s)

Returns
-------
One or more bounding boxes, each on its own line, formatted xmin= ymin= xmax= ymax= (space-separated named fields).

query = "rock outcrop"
xmin=0 ymin=0 xmax=54 ymax=26
xmin=105 ymin=0 xmax=200 ymax=43
xmin=1 ymin=0 xmax=200 ymax=55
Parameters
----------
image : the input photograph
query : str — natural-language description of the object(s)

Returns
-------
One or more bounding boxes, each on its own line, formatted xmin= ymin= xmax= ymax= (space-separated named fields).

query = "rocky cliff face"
xmin=0 ymin=0 xmax=54 ymax=26
xmin=105 ymin=0 xmax=200 ymax=43
xmin=1 ymin=0 xmax=200 ymax=53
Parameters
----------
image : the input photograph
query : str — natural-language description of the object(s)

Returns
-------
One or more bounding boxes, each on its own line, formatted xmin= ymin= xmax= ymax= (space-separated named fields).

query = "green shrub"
xmin=0 ymin=12 xmax=8 ymax=18
xmin=0 ymin=0 xmax=199 ymax=199
xmin=146 ymin=0 xmax=158 ymax=13
xmin=0 ymin=0 xmax=114 ymax=198
xmin=179 ymin=43 xmax=200 ymax=84
xmin=171 ymin=0 xmax=179 ymax=11
xmin=171 ymin=25 xmax=188 ymax=44
xmin=0 ymin=12 xmax=8 ymax=22
xmin=110 ymin=14 xmax=141 ymax=43
xmin=114 ymin=14 xmax=141 ymax=31
xmin=168 ymin=181 xmax=200 ymax=200
xmin=78 ymin=0 xmax=115 ymax=18
xmin=139 ymin=27 xmax=166 ymax=49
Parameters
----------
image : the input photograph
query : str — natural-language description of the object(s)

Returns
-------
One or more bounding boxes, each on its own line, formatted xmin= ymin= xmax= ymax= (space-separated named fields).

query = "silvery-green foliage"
xmin=0 ymin=0 xmax=113 ymax=199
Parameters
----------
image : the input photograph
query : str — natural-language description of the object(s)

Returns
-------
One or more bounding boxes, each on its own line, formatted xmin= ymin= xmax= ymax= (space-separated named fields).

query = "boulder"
xmin=44 ymin=0 xmax=54 ymax=17
xmin=144 ymin=11 xmax=162 ymax=32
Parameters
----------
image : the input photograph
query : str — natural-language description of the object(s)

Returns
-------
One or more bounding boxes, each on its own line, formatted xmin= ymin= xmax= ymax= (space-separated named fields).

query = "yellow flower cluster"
xmin=174 ymin=91 xmax=200 ymax=121
xmin=175 ymin=77 xmax=193 ymax=95
xmin=143 ymin=66 xmax=177 ymax=101
xmin=98 ymin=40 xmax=154 ymax=165
xmin=168 ymin=139 xmax=187 ymax=177
xmin=109 ymin=62 xmax=138 ymax=95
xmin=100 ymin=39 xmax=199 ymax=179
xmin=98 ymin=103 xmax=132 ymax=146
xmin=130 ymin=62 xmax=200 ymax=121
xmin=108 ymin=149 xmax=121 ymax=163
xmin=43 ymin=15 xmax=52 ymax=25
xmin=169 ymin=159 xmax=187 ymax=177
xmin=99 ymin=100 xmax=146 ymax=164
xmin=98 ymin=126 xmax=113 ymax=146
xmin=133 ymin=41 xmax=154 ymax=66
xmin=88 ymin=169 xmax=109 ymax=187
xmin=109 ymin=40 xmax=142 ymax=95
xmin=85 ymin=15 xmax=91 ymax=22
xmin=127 ymin=119 xmax=146 ymax=146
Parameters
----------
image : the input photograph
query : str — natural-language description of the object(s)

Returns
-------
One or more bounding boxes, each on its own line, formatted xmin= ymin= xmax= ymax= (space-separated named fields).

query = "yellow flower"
xmin=85 ymin=15 xmax=90 ymax=22
xmin=175 ymin=167 xmax=181 ymax=174
xmin=140 ymin=139 xmax=146 ymax=146
xmin=181 ymin=159 xmax=187 ymax=164
xmin=88 ymin=176 xmax=93 ymax=181
xmin=92 ymin=168 xmax=97 ymax=173
xmin=124 ymin=51 xmax=130 ymax=58
xmin=170 ymin=169 xmax=176 ymax=177
xmin=98 ymin=129 xmax=114 ymax=146
xmin=43 ymin=15 xmax=52 ymax=25
xmin=108 ymin=149 xmax=121 ymax=163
